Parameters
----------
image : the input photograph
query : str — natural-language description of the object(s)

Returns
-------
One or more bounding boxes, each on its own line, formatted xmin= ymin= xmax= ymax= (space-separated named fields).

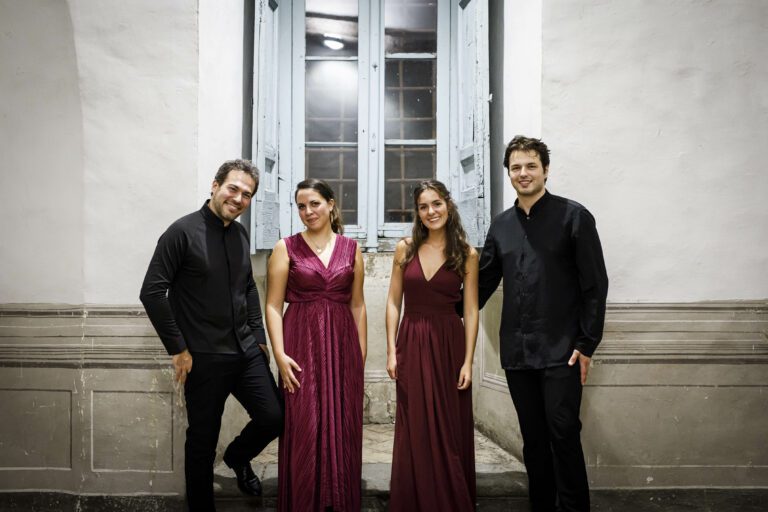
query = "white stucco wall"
xmin=502 ymin=0 xmax=542 ymax=209
xmin=1 ymin=1 xmax=248 ymax=305
xmin=197 ymin=0 xmax=245 ymax=202
xmin=3 ymin=0 xmax=766 ymax=305
xmin=67 ymin=0 xmax=199 ymax=304
xmin=0 ymin=1 xmax=85 ymax=304
xmin=536 ymin=0 xmax=768 ymax=301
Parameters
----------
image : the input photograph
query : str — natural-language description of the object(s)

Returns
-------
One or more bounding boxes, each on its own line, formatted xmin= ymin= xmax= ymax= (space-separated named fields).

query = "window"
xmin=305 ymin=0 xmax=360 ymax=224
xmin=251 ymin=0 xmax=489 ymax=251
xmin=383 ymin=0 xmax=437 ymax=224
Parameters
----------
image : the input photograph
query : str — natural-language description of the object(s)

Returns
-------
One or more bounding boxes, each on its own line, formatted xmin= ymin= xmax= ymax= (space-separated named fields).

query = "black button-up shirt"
xmin=478 ymin=191 xmax=608 ymax=369
xmin=140 ymin=202 xmax=266 ymax=355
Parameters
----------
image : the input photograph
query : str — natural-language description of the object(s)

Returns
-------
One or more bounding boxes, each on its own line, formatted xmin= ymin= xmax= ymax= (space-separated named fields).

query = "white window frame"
xmin=287 ymin=0 xmax=450 ymax=250
xmin=253 ymin=0 xmax=488 ymax=252
xmin=289 ymin=0 xmax=370 ymax=242
xmin=375 ymin=0 xmax=450 ymax=248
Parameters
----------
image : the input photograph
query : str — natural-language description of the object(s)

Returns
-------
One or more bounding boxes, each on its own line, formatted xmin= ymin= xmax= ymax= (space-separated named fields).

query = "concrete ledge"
xmin=2 ymin=302 xmax=767 ymax=494
xmin=1 ymin=489 xmax=767 ymax=512
xmin=212 ymin=462 xmax=528 ymax=500
xmin=0 ymin=306 xmax=184 ymax=495
xmin=0 ymin=305 xmax=165 ymax=368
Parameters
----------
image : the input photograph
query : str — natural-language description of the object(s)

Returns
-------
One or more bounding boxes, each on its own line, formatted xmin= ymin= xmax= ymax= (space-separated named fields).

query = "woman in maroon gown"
xmin=265 ymin=179 xmax=367 ymax=511
xmin=386 ymin=180 xmax=479 ymax=511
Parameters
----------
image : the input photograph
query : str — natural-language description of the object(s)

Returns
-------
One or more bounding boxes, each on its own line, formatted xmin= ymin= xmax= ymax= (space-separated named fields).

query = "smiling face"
xmin=416 ymin=188 xmax=449 ymax=232
xmin=296 ymin=188 xmax=334 ymax=232
xmin=209 ymin=170 xmax=256 ymax=225
xmin=507 ymin=149 xmax=548 ymax=199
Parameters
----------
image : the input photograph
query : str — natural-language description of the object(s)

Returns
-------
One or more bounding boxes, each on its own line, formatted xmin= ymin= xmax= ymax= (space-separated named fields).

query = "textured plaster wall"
xmin=540 ymin=0 xmax=768 ymax=301
xmin=0 ymin=1 xmax=84 ymax=303
xmin=67 ymin=0 xmax=200 ymax=304
xmin=502 ymin=0 xmax=542 ymax=210
xmin=0 ymin=1 xmax=246 ymax=305
xmin=198 ymin=0 xmax=245 ymax=202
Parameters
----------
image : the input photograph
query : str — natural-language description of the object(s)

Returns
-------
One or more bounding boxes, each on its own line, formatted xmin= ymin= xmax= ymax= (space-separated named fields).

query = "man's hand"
xmin=568 ymin=349 xmax=591 ymax=385
xmin=172 ymin=349 xmax=193 ymax=384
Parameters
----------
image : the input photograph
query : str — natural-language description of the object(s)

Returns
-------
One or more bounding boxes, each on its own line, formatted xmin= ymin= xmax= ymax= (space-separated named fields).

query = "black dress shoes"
xmin=224 ymin=456 xmax=262 ymax=497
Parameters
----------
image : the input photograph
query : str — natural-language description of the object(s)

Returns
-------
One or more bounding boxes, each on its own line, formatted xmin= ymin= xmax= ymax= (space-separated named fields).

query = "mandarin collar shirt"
xmin=478 ymin=191 xmax=608 ymax=370
xmin=140 ymin=202 xmax=266 ymax=355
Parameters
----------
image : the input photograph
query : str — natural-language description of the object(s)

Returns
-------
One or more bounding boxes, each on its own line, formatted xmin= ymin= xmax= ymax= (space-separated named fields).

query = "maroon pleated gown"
xmin=389 ymin=253 xmax=476 ymax=511
xmin=278 ymin=233 xmax=363 ymax=512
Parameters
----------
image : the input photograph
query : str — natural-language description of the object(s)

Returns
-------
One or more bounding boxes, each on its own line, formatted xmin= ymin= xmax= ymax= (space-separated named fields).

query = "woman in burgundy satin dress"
xmin=386 ymin=180 xmax=479 ymax=511
xmin=265 ymin=179 xmax=367 ymax=511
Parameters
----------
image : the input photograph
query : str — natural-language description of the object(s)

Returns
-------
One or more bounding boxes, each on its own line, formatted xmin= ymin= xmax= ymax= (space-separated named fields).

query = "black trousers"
xmin=183 ymin=342 xmax=283 ymax=512
xmin=505 ymin=364 xmax=590 ymax=512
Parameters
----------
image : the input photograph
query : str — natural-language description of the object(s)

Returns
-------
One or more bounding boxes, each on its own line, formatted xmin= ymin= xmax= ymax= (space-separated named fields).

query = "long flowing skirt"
xmin=389 ymin=312 xmax=476 ymax=511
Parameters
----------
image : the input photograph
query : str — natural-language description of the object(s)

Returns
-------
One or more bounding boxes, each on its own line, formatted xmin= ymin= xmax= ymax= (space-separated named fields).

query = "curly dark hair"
xmin=214 ymin=159 xmax=259 ymax=193
xmin=503 ymin=135 xmax=550 ymax=170
xmin=400 ymin=180 xmax=471 ymax=278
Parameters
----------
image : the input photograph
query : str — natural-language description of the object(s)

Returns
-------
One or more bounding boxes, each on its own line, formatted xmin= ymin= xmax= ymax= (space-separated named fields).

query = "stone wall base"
xmin=473 ymin=301 xmax=768 ymax=488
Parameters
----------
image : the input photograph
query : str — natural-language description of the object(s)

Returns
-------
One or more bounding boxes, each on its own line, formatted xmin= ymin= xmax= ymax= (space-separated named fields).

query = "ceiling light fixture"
xmin=322 ymin=34 xmax=344 ymax=51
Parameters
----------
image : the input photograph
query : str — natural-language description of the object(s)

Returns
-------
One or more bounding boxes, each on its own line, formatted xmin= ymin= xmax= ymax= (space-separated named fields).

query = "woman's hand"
xmin=276 ymin=353 xmax=302 ymax=393
xmin=457 ymin=361 xmax=472 ymax=390
xmin=386 ymin=353 xmax=398 ymax=380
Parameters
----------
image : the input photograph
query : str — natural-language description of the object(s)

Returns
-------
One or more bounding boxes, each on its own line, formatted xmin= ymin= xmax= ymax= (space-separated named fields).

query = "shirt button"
xmin=526 ymin=216 xmax=530 ymax=220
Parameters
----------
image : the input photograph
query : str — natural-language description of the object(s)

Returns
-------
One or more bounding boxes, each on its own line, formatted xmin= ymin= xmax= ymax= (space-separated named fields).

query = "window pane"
xmin=403 ymin=89 xmax=433 ymax=118
xmin=403 ymin=120 xmax=433 ymax=139
xmin=385 ymin=0 xmax=437 ymax=54
xmin=404 ymin=148 xmax=433 ymax=178
xmin=306 ymin=0 xmax=359 ymax=57
xmin=385 ymin=89 xmax=401 ymax=120
xmin=306 ymin=147 xmax=358 ymax=224
xmin=386 ymin=120 xmax=434 ymax=139
xmin=402 ymin=60 xmax=433 ymax=86
xmin=384 ymin=59 xmax=436 ymax=141
xmin=305 ymin=148 xmax=340 ymax=181
xmin=384 ymin=145 xmax=435 ymax=223
xmin=307 ymin=94 xmax=341 ymax=118
xmin=306 ymin=61 xmax=358 ymax=142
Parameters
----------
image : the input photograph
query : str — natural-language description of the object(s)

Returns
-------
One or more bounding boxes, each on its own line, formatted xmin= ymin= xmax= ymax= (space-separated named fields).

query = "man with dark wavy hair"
xmin=478 ymin=136 xmax=608 ymax=511
xmin=141 ymin=159 xmax=282 ymax=511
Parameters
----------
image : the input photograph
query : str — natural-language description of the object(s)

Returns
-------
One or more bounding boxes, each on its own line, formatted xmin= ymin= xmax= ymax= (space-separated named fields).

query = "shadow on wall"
xmin=0 ymin=1 xmax=86 ymax=304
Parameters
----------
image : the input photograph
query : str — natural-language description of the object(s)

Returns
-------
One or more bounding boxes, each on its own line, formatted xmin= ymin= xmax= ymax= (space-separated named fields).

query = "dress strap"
xmin=340 ymin=236 xmax=358 ymax=266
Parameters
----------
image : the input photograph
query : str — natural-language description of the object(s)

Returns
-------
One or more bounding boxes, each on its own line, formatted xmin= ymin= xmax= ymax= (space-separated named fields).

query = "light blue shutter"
xmin=451 ymin=0 xmax=490 ymax=247
xmin=252 ymin=0 xmax=282 ymax=250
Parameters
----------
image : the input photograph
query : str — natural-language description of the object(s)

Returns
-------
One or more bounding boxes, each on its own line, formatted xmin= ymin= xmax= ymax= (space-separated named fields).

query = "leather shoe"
xmin=224 ymin=456 xmax=262 ymax=497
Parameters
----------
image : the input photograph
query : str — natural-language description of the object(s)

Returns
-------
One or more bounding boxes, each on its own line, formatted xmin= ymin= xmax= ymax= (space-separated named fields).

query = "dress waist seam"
xmin=403 ymin=310 xmax=458 ymax=316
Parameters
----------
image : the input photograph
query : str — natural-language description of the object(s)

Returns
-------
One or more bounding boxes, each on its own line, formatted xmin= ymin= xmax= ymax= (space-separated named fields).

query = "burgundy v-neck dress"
xmin=278 ymin=233 xmax=363 ymax=512
xmin=389 ymin=253 xmax=476 ymax=511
